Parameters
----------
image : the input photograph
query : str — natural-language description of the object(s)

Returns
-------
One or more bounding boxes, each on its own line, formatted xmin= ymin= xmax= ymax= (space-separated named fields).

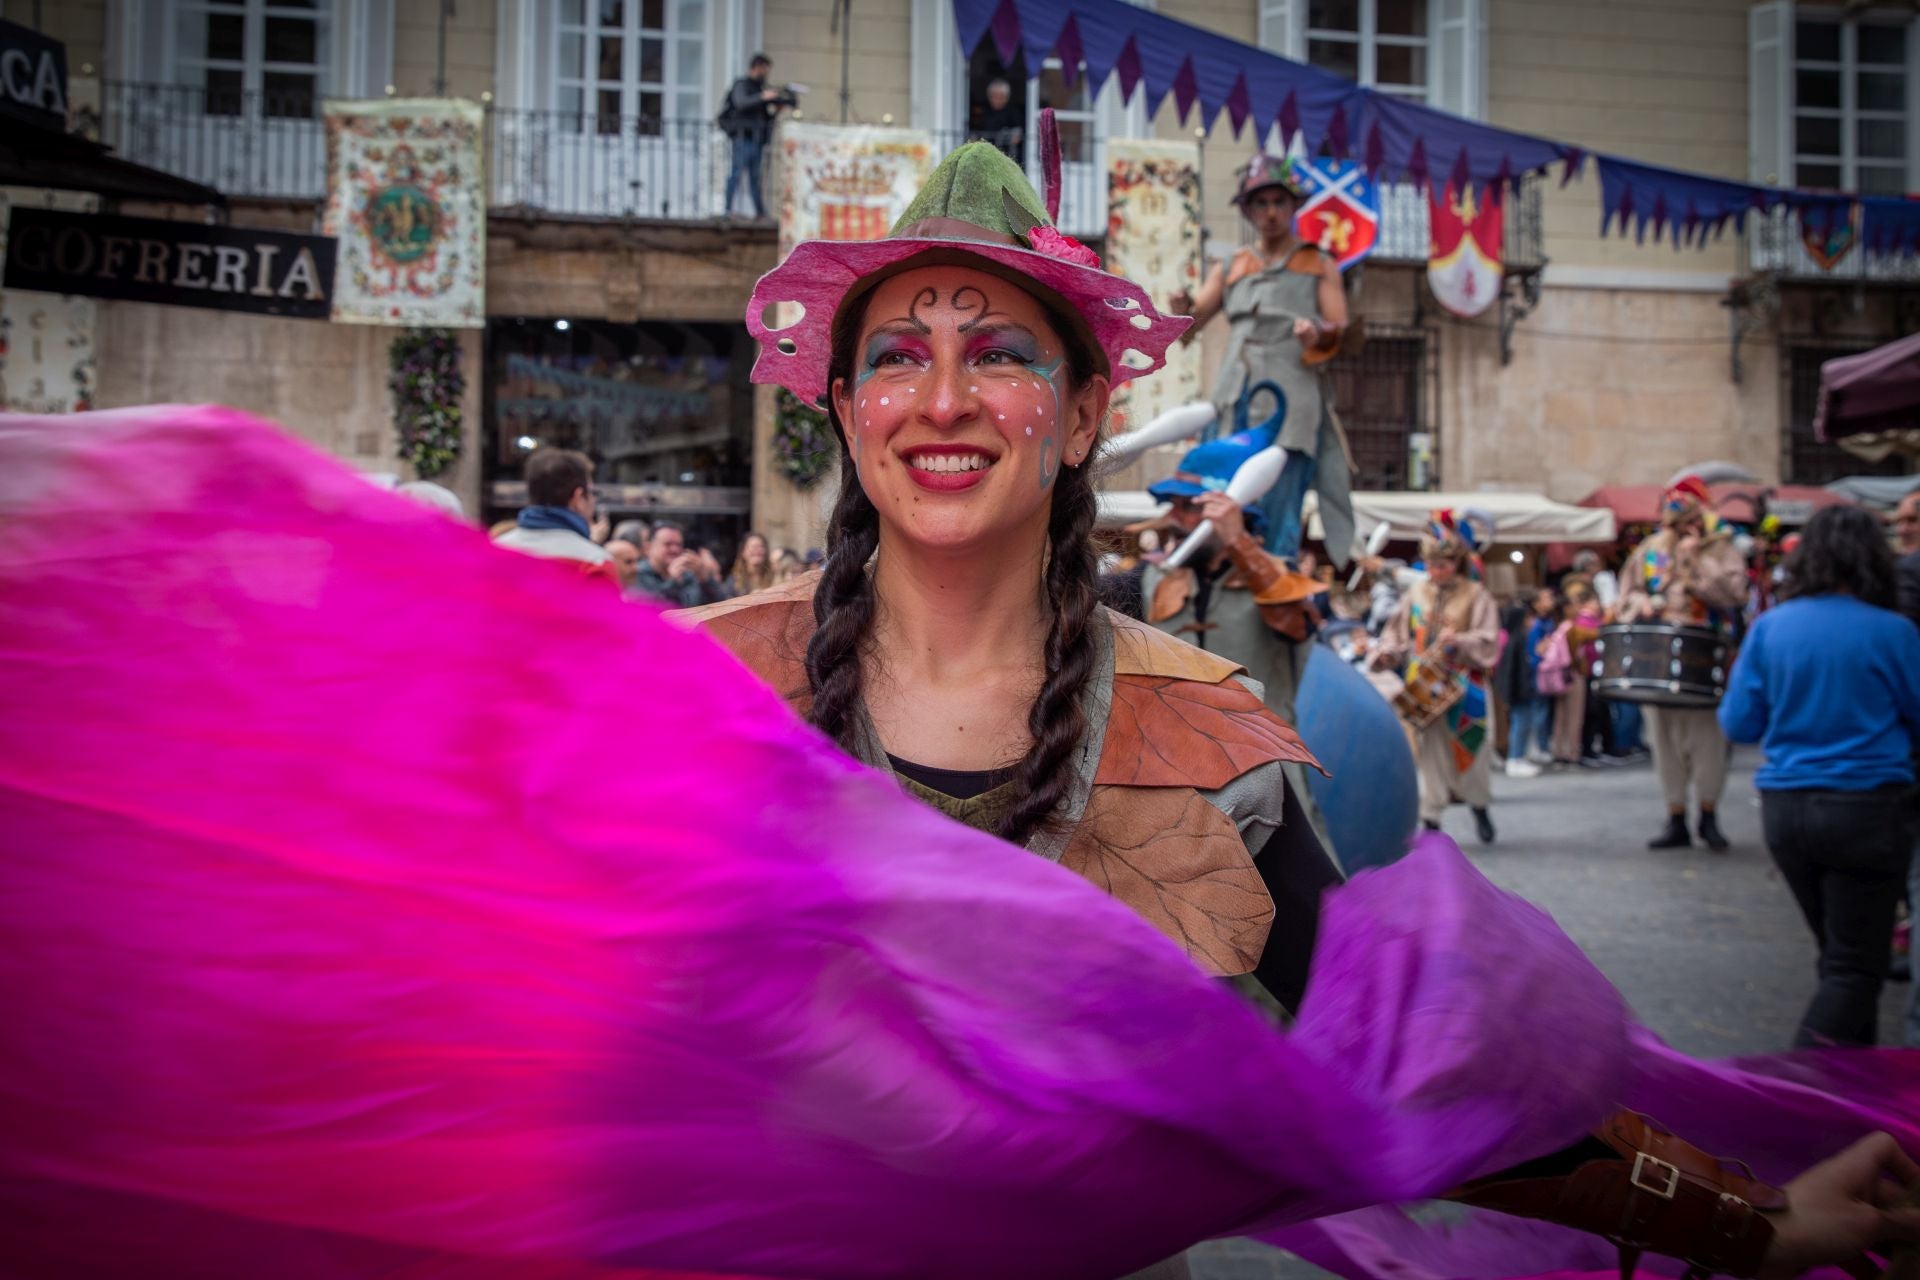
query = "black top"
xmin=888 ymin=752 xmax=1342 ymax=1017
xmin=888 ymin=754 xmax=1016 ymax=800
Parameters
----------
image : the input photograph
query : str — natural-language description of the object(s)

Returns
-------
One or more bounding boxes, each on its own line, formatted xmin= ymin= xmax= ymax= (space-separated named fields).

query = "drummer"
xmin=1615 ymin=476 xmax=1749 ymax=853
xmin=1373 ymin=510 xmax=1500 ymax=844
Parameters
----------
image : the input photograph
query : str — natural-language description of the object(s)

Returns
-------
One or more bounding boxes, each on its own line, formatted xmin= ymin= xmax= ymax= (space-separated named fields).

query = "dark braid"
xmin=805 ymin=311 xmax=883 ymax=749
xmin=805 ymin=458 xmax=880 ymax=749
xmin=808 ymin=289 xmax=1105 ymax=846
xmin=995 ymin=455 xmax=1100 ymax=846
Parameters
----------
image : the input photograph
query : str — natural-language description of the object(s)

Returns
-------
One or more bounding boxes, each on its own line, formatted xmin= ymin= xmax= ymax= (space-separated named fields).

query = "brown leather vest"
xmin=677 ymin=574 xmax=1323 ymax=976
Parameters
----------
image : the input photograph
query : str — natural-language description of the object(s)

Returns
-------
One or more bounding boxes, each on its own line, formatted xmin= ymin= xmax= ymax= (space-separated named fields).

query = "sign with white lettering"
xmin=3 ymin=208 xmax=337 ymax=319
xmin=0 ymin=19 xmax=68 ymax=132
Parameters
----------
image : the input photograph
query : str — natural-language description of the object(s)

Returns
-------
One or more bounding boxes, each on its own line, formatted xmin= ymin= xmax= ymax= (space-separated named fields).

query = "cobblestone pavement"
xmin=1189 ymin=747 xmax=1911 ymax=1280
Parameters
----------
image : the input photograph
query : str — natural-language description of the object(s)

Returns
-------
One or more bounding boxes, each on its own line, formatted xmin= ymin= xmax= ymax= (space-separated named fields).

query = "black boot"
xmin=1696 ymin=810 xmax=1729 ymax=853
xmin=1648 ymin=813 xmax=1691 ymax=849
xmin=1472 ymin=807 xmax=1496 ymax=845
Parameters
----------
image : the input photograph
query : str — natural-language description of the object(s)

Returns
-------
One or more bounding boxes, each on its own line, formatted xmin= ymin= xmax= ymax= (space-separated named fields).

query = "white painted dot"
xmin=859 ymin=398 xmax=866 ymax=408
xmin=1034 ymin=405 xmax=1043 ymax=414
xmin=879 ymin=396 xmax=890 ymax=406
xmin=907 ymin=387 xmax=916 ymax=393
xmin=997 ymin=413 xmax=1006 ymax=420
xmin=1025 ymin=425 xmax=1034 ymax=436
xmin=969 ymin=385 xmax=978 ymax=393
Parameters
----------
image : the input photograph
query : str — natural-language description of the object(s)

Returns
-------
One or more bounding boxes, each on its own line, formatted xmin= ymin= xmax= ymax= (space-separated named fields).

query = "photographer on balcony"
xmin=969 ymin=78 xmax=1024 ymax=161
xmin=719 ymin=53 xmax=793 ymax=221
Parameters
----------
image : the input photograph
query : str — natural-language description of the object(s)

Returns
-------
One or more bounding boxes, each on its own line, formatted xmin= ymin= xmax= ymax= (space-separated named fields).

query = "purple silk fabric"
xmin=0 ymin=406 xmax=1912 ymax=1280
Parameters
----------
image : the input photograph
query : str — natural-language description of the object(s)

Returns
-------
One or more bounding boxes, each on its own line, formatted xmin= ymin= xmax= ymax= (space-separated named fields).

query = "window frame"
xmin=1303 ymin=0 xmax=1431 ymax=101
xmin=1789 ymin=12 xmax=1910 ymax=194
xmin=168 ymin=0 xmax=333 ymax=117
xmin=1259 ymin=0 xmax=1484 ymax=120
xmin=553 ymin=0 xmax=704 ymax=132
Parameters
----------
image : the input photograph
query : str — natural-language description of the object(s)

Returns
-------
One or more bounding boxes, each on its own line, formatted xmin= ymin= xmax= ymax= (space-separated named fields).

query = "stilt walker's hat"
xmin=1231 ymin=154 xmax=1308 ymax=209
xmin=745 ymin=113 xmax=1189 ymax=406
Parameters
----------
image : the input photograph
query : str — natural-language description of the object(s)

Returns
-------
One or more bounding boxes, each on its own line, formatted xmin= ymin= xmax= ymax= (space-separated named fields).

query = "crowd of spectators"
xmin=490 ymin=448 xmax=818 ymax=605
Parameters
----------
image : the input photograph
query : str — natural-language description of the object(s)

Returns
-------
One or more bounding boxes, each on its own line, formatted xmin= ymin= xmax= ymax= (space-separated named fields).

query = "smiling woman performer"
xmin=689 ymin=137 xmax=1335 ymax=1006
xmin=685 ymin=135 xmax=1912 ymax=1280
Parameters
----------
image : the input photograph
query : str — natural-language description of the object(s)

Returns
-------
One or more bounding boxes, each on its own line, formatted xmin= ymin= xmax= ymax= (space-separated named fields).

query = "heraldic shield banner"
xmin=323 ymin=99 xmax=486 ymax=329
xmin=775 ymin=123 xmax=932 ymax=261
xmin=1427 ymin=182 xmax=1503 ymax=319
xmin=1104 ymin=138 xmax=1202 ymax=435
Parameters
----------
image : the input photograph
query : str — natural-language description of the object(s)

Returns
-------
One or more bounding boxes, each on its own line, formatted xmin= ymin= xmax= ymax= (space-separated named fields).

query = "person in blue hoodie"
xmin=1719 ymin=504 xmax=1920 ymax=1047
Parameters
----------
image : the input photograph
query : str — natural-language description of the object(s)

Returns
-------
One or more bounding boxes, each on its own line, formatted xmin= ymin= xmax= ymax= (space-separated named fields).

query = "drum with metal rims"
xmin=1392 ymin=656 xmax=1467 ymax=728
xmin=1593 ymin=623 xmax=1728 ymax=708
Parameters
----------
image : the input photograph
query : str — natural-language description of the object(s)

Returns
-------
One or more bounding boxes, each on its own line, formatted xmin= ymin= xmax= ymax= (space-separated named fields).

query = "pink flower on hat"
xmin=1026 ymin=225 xmax=1100 ymax=269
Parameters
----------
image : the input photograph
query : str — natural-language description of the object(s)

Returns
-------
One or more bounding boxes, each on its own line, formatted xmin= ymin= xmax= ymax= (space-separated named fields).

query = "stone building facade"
xmin=16 ymin=0 xmax=1916 ymax=557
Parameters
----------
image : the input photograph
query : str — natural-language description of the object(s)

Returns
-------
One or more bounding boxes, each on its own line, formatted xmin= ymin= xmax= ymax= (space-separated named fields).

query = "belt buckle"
xmin=1630 ymin=1152 xmax=1680 ymax=1199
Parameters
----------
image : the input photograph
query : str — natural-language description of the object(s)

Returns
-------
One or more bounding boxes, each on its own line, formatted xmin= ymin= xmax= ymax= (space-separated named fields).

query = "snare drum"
xmin=1392 ymin=657 xmax=1467 ymax=728
xmin=1593 ymin=623 xmax=1728 ymax=708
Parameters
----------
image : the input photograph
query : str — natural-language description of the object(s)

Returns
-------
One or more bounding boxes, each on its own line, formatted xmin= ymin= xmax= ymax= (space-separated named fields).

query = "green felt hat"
xmin=889 ymin=141 xmax=1053 ymax=244
xmin=745 ymin=117 xmax=1190 ymax=406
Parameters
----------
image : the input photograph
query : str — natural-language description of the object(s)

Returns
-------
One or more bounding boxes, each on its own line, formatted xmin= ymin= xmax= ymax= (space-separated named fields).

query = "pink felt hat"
xmin=746 ymin=113 xmax=1190 ymax=407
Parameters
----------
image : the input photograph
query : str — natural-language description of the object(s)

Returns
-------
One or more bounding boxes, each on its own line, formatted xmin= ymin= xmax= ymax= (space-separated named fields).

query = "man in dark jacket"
xmin=720 ymin=54 xmax=785 ymax=219
xmin=969 ymin=78 xmax=1023 ymax=160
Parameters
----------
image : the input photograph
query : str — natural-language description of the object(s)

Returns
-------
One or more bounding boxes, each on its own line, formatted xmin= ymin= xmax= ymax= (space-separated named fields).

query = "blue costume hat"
xmin=1147 ymin=429 xmax=1272 ymax=501
xmin=1148 ymin=381 xmax=1288 ymax=504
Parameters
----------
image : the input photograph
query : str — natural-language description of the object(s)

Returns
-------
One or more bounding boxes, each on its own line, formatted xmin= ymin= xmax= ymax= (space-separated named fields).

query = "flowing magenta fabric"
xmin=0 ymin=406 xmax=1912 ymax=1280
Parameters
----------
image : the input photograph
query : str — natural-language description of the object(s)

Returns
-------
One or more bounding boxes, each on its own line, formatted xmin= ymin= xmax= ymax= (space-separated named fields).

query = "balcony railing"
xmin=1746 ymin=204 xmax=1920 ymax=282
xmin=95 ymin=82 xmax=1119 ymax=232
xmin=103 ymin=79 xmax=329 ymax=200
xmin=96 ymin=79 xmax=1546 ymax=271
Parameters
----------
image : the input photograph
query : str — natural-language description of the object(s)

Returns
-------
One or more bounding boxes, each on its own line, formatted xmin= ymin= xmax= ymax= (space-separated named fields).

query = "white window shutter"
xmin=909 ymin=0 xmax=964 ymax=134
xmin=1259 ymin=0 xmax=1303 ymax=60
xmin=1430 ymin=0 xmax=1485 ymax=121
xmin=1748 ymin=1 xmax=1793 ymax=184
xmin=335 ymin=0 xmax=394 ymax=100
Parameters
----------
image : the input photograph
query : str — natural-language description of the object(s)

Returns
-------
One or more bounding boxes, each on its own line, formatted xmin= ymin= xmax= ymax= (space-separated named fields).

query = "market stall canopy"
xmin=1580 ymin=483 xmax=1853 ymax=528
xmin=1825 ymin=474 xmax=1920 ymax=511
xmin=0 ymin=126 xmax=223 ymax=205
xmin=1813 ymin=331 xmax=1920 ymax=463
xmin=1664 ymin=460 xmax=1757 ymax=487
xmin=1309 ymin=491 xmax=1614 ymax=545
xmin=1097 ymin=489 xmax=1616 ymax=545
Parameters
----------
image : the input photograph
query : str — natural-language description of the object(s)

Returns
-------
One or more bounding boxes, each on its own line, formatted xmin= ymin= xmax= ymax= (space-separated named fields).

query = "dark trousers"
xmin=726 ymin=133 xmax=766 ymax=216
xmin=1761 ymin=786 xmax=1913 ymax=1047
xmin=1580 ymin=679 xmax=1615 ymax=758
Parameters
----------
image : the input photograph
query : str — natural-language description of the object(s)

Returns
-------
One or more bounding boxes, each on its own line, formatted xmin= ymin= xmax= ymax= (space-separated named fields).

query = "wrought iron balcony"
xmin=101 ymin=79 xmax=330 ymax=200
xmin=94 ymin=79 xmax=1544 ymax=272
xmin=1745 ymin=204 xmax=1920 ymax=282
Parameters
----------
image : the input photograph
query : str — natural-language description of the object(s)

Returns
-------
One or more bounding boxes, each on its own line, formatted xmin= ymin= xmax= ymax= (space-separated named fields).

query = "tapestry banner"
xmin=1104 ymin=138 xmax=1201 ymax=435
xmin=323 ymin=98 xmax=485 ymax=328
xmin=776 ymin=123 xmax=932 ymax=262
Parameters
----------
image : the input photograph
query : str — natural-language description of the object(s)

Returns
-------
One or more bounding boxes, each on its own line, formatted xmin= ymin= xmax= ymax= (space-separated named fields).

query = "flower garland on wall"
xmin=773 ymin=388 xmax=835 ymax=490
xmin=389 ymin=329 xmax=465 ymax=480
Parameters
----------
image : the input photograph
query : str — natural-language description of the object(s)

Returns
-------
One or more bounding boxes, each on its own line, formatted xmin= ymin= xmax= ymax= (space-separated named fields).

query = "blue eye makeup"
xmin=966 ymin=327 xmax=1042 ymax=367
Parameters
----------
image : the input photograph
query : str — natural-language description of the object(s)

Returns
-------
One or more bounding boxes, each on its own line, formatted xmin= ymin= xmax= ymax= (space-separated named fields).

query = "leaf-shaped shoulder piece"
xmin=1100 ymin=609 xmax=1323 ymax=790
xmin=676 ymin=573 xmax=820 ymax=712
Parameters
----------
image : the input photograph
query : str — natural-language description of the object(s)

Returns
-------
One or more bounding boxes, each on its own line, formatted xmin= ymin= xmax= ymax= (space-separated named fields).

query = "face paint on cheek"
xmin=1028 ymin=355 xmax=1067 ymax=490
